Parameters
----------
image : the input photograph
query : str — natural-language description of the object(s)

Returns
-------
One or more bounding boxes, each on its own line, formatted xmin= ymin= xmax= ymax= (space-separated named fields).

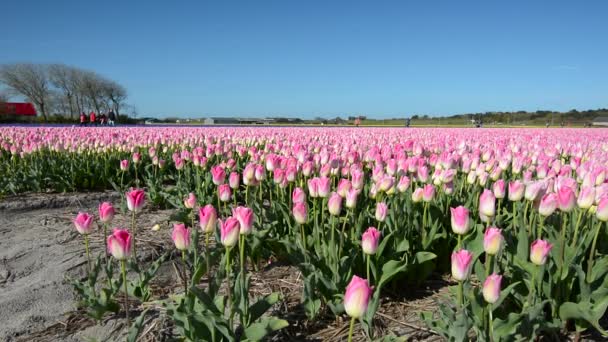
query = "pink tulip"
xmin=397 ymin=176 xmax=410 ymax=193
xmin=307 ymin=178 xmax=319 ymax=198
xmin=219 ymin=217 xmax=240 ymax=247
xmin=362 ymin=227 xmax=381 ymax=255
xmin=229 ymin=172 xmax=240 ymax=189
xmin=538 ymin=193 xmax=558 ymax=217
xmin=375 ymin=202 xmax=388 ymax=222
xmin=243 ymin=163 xmax=256 ymax=182
xmin=132 ymin=152 xmax=141 ymax=164
xmin=483 ymin=227 xmax=504 ymax=255
xmin=412 ymin=187 xmax=423 ymax=203
xmin=508 ymin=180 xmax=525 ymax=202
xmin=530 ymin=239 xmax=553 ymax=265
xmin=120 ymin=159 xmax=129 ymax=171
xmin=302 ymin=161 xmax=314 ymax=177
xmin=450 ymin=206 xmax=471 ymax=235
xmin=344 ymin=275 xmax=372 ymax=318
xmin=337 ymin=179 xmax=351 ymax=197
xmin=174 ymin=157 xmax=184 ymax=170
xmin=172 ymin=223 xmax=191 ymax=251
xmin=292 ymin=202 xmax=308 ymax=224
xmin=184 ymin=192 xmax=197 ymax=209
xmin=318 ymin=177 xmax=331 ymax=198
xmin=254 ymin=165 xmax=266 ymax=181
xmin=422 ymin=184 xmax=435 ymax=202
xmin=211 ymin=165 xmax=226 ymax=185
xmin=577 ymin=186 xmax=595 ymax=209
xmin=218 ymin=184 xmax=232 ymax=202
xmin=107 ymin=228 xmax=132 ymax=260
xmin=328 ymin=192 xmax=342 ymax=216
xmin=292 ymin=187 xmax=306 ymax=204
xmin=126 ymin=189 xmax=145 ymax=212
xmin=525 ymin=181 xmax=543 ymax=202
xmin=199 ymin=204 xmax=217 ymax=234
xmin=597 ymin=196 xmax=608 ymax=222
xmin=378 ymin=176 xmax=394 ymax=192
xmin=482 ymin=273 xmax=502 ymax=304
xmin=351 ymin=169 xmax=364 ymax=190
xmin=73 ymin=212 xmax=94 ymax=235
xmin=479 ymin=189 xmax=496 ymax=221
xmin=273 ymin=168 xmax=285 ymax=184
xmin=98 ymin=202 xmax=115 ymax=223
xmin=557 ymin=186 xmax=576 ymax=212
xmin=451 ymin=249 xmax=473 ymax=281
xmin=233 ymin=206 xmax=255 ymax=234
xmin=345 ymin=188 xmax=358 ymax=209
xmin=492 ymin=180 xmax=506 ymax=199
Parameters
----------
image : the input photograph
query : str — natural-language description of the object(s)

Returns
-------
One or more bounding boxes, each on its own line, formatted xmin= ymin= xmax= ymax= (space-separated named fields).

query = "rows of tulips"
xmin=2 ymin=127 xmax=608 ymax=340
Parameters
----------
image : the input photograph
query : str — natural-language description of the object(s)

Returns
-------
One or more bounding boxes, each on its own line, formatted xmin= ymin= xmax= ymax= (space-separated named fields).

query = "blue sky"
xmin=1 ymin=0 xmax=607 ymax=118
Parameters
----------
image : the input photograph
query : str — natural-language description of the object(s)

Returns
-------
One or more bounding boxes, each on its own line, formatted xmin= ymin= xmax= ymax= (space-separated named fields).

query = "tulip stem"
xmin=537 ymin=216 xmax=545 ymax=240
xmin=84 ymin=234 xmax=91 ymax=273
xmin=300 ymin=223 xmax=306 ymax=249
xmin=339 ymin=211 xmax=350 ymax=260
xmin=205 ymin=232 xmax=212 ymax=285
xmin=120 ymin=260 xmax=130 ymax=327
xmin=239 ymin=234 xmax=248 ymax=325
xmin=102 ymin=223 xmax=108 ymax=264
xmin=457 ymin=281 xmax=464 ymax=309
xmin=347 ymin=316 xmax=356 ymax=342
xmin=586 ymin=221 xmax=604 ymax=283
xmin=488 ymin=305 xmax=494 ymax=342
xmin=182 ymin=250 xmax=188 ymax=295
xmin=571 ymin=211 xmax=584 ymax=248
xmin=131 ymin=210 xmax=138 ymax=264
xmin=225 ymin=247 xmax=234 ymax=329
xmin=485 ymin=254 xmax=493 ymax=277
xmin=366 ymin=254 xmax=371 ymax=284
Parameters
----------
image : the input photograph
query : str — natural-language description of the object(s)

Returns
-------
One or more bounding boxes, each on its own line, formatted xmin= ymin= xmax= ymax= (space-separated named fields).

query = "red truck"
xmin=0 ymin=102 xmax=37 ymax=121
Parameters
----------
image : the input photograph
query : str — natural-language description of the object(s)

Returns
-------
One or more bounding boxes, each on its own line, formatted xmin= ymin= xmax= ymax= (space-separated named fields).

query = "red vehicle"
xmin=0 ymin=102 xmax=37 ymax=121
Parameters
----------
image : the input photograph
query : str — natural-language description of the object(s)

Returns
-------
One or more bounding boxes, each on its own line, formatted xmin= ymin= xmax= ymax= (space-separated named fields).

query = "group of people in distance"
xmin=80 ymin=110 xmax=116 ymax=126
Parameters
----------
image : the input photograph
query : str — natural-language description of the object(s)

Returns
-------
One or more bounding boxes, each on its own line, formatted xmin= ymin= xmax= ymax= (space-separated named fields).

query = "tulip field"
xmin=2 ymin=126 xmax=608 ymax=341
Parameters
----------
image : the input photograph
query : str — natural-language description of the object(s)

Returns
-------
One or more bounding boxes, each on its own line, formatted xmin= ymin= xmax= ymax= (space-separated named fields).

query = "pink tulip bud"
xmin=345 ymin=188 xmax=358 ymax=209
xmin=397 ymin=176 xmax=410 ymax=193
xmin=422 ymin=184 xmax=435 ymax=202
xmin=307 ymin=178 xmax=319 ymax=198
xmin=508 ymin=180 xmax=525 ymax=202
xmin=538 ymin=193 xmax=558 ymax=217
xmin=285 ymin=165 xmax=297 ymax=182
xmin=492 ymin=180 xmax=506 ymax=199
xmin=412 ymin=187 xmax=423 ymax=203
xmin=273 ymin=168 xmax=285 ymax=184
xmin=175 ymin=157 xmax=184 ymax=170
xmin=148 ymin=147 xmax=156 ymax=158
xmin=107 ymin=228 xmax=132 ymax=260
xmin=132 ymin=152 xmax=141 ymax=164
xmin=417 ymin=166 xmax=429 ymax=183
xmin=450 ymin=206 xmax=471 ymax=235
xmin=199 ymin=204 xmax=217 ymax=234
xmin=318 ymin=177 xmax=331 ymax=198
xmin=375 ymin=202 xmax=388 ymax=222
xmin=292 ymin=187 xmax=306 ymax=204
xmin=292 ymin=202 xmax=308 ymax=224
xmin=158 ymin=159 xmax=166 ymax=169
xmin=530 ymin=239 xmax=552 ymax=265
xmin=557 ymin=186 xmax=576 ymax=212
xmin=479 ymin=189 xmax=496 ymax=220
xmin=172 ymin=223 xmax=191 ymax=251
xmin=233 ymin=206 xmax=255 ymax=234
xmin=243 ymin=163 xmax=256 ymax=181
xmin=597 ymin=196 xmax=608 ymax=222
xmin=254 ymin=165 xmax=266 ymax=181
xmin=184 ymin=192 xmax=197 ymax=209
xmin=482 ymin=273 xmax=502 ymax=304
xmin=220 ymin=217 xmax=240 ymax=247
xmin=211 ymin=165 xmax=226 ymax=185
xmin=218 ymin=184 xmax=232 ymax=202
xmin=302 ymin=161 xmax=314 ymax=177
xmin=328 ymin=192 xmax=342 ymax=216
xmin=229 ymin=172 xmax=240 ymax=189
xmin=440 ymin=169 xmax=456 ymax=184
xmin=126 ymin=189 xmax=146 ymax=212
xmin=483 ymin=227 xmax=504 ymax=255
xmin=73 ymin=212 xmax=94 ymax=234
xmin=525 ymin=181 xmax=543 ymax=202
xmin=351 ymin=169 xmax=365 ymax=190
xmin=120 ymin=159 xmax=129 ymax=171
xmin=577 ymin=186 xmax=596 ymax=209
xmin=378 ymin=176 xmax=394 ymax=192
xmin=337 ymin=179 xmax=352 ymax=197
xmin=362 ymin=227 xmax=381 ymax=255
xmin=98 ymin=202 xmax=115 ymax=223
xmin=451 ymin=249 xmax=473 ymax=281
xmin=344 ymin=275 xmax=372 ymax=318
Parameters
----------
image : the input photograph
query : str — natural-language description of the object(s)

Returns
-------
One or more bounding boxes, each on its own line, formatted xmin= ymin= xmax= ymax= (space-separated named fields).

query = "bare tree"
xmin=48 ymin=64 xmax=79 ymax=118
xmin=0 ymin=90 xmax=8 ymax=115
xmin=0 ymin=63 xmax=51 ymax=121
xmin=78 ymin=71 xmax=106 ymax=114
xmin=102 ymin=79 xmax=127 ymax=117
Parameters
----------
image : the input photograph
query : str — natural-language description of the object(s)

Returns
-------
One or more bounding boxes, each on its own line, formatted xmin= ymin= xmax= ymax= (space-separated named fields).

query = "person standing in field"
xmin=89 ymin=111 xmax=97 ymax=126
xmin=108 ymin=110 xmax=116 ymax=126
xmin=80 ymin=112 xmax=87 ymax=126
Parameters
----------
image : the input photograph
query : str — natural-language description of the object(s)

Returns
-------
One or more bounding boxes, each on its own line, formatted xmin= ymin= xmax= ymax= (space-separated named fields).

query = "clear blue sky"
xmin=1 ymin=0 xmax=607 ymax=118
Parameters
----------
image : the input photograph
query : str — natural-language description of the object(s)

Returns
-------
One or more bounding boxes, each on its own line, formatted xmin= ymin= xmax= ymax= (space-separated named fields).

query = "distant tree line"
xmin=444 ymin=109 xmax=608 ymax=124
xmin=0 ymin=63 xmax=127 ymax=122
